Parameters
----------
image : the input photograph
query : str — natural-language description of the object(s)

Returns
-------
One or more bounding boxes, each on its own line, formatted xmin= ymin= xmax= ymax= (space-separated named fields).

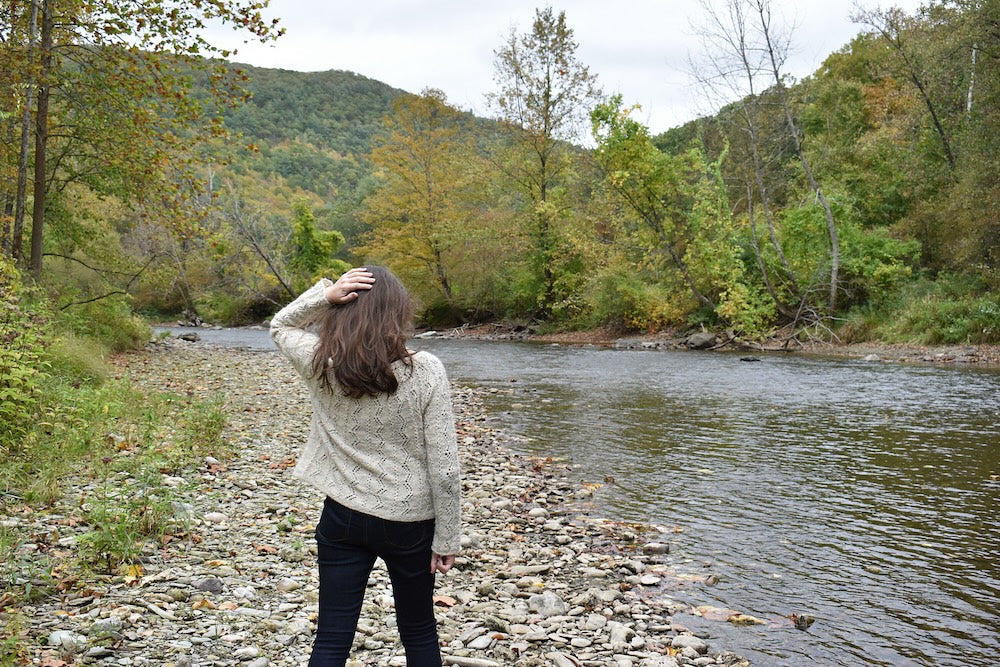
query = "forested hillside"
xmin=2 ymin=1 xmax=997 ymax=346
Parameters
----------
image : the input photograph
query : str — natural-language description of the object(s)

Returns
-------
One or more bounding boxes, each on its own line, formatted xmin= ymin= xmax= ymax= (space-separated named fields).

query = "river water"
xmin=156 ymin=328 xmax=1000 ymax=666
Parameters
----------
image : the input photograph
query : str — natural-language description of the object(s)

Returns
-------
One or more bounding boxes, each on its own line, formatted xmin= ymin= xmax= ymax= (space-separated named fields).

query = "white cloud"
xmin=209 ymin=0 xmax=924 ymax=134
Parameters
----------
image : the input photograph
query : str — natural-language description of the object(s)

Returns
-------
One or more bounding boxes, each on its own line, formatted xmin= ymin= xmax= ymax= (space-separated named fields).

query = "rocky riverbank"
xmin=427 ymin=323 xmax=1000 ymax=368
xmin=10 ymin=342 xmax=749 ymax=667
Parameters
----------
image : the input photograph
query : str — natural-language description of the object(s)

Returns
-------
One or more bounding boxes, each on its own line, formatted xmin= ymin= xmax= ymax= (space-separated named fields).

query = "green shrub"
xmin=584 ymin=270 xmax=686 ymax=331
xmin=46 ymin=333 xmax=111 ymax=385
xmin=0 ymin=260 xmax=49 ymax=453
xmin=57 ymin=295 xmax=150 ymax=352
xmin=77 ymin=468 xmax=174 ymax=572
xmin=841 ymin=274 xmax=999 ymax=344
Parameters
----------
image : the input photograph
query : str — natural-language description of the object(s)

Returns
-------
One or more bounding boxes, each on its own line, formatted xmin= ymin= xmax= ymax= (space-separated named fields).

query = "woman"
xmin=270 ymin=266 xmax=461 ymax=666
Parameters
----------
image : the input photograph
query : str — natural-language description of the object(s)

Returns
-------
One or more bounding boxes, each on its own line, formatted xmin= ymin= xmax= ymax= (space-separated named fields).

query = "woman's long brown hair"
xmin=308 ymin=266 xmax=414 ymax=397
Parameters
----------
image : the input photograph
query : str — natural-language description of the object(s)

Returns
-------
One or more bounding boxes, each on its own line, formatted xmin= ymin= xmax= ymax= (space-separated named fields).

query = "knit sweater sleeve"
xmin=422 ymin=356 xmax=462 ymax=555
xmin=269 ymin=279 xmax=332 ymax=377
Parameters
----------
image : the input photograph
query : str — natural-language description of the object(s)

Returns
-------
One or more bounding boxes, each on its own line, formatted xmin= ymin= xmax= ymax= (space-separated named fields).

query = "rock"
xmin=608 ymin=621 xmax=634 ymax=647
xmin=277 ymin=577 xmax=302 ymax=593
xmin=862 ymin=354 xmax=881 ymax=362
xmin=85 ymin=647 xmax=114 ymax=658
xmin=442 ymin=657 xmax=502 ymax=666
xmin=642 ymin=542 xmax=670 ymax=554
xmin=178 ymin=332 xmax=200 ymax=342
xmin=467 ymin=633 xmax=494 ymax=649
xmin=728 ymin=613 xmax=767 ymax=626
xmin=527 ymin=590 xmax=568 ymax=618
xmin=793 ymin=613 xmax=816 ymax=630
xmin=195 ymin=577 xmax=224 ymax=594
xmin=232 ymin=586 xmax=256 ymax=599
xmin=48 ymin=630 xmax=87 ymax=652
xmin=546 ymin=652 xmax=579 ymax=667
xmin=686 ymin=332 xmax=717 ymax=349
xmin=671 ymin=633 xmax=709 ymax=654
xmin=234 ymin=646 xmax=262 ymax=659
xmin=203 ymin=511 xmax=227 ymax=524
xmin=167 ymin=587 xmax=189 ymax=601
xmin=89 ymin=616 xmax=123 ymax=635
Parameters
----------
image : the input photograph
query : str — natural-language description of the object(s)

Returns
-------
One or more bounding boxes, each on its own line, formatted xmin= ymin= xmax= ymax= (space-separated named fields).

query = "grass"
xmin=1 ymin=261 xmax=233 ymax=664
xmin=0 ymin=370 xmax=230 ymax=614
xmin=839 ymin=273 xmax=1000 ymax=344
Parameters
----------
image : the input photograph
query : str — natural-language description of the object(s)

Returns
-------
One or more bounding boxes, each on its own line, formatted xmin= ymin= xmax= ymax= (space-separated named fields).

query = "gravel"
xmin=7 ymin=341 xmax=749 ymax=667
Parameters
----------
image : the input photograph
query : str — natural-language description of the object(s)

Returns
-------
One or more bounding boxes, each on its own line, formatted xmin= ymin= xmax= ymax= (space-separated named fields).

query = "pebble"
xmin=10 ymin=344 xmax=748 ymax=667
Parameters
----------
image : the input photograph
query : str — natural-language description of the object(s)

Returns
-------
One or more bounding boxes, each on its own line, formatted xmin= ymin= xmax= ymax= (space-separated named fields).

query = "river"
xmin=156 ymin=327 xmax=1000 ymax=666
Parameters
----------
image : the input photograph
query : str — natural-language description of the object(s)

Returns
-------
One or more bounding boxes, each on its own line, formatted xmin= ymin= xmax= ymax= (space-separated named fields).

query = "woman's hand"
xmin=430 ymin=553 xmax=456 ymax=574
xmin=325 ymin=268 xmax=375 ymax=305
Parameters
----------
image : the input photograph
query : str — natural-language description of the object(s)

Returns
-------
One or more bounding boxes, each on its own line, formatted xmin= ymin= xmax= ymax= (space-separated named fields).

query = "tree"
xmin=0 ymin=0 xmax=282 ymax=276
xmin=488 ymin=6 xmax=602 ymax=316
xmin=749 ymin=0 xmax=841 ymax=316
xmin=689 ymin=0 xmax=801 ymax=318
xmin=360 ymin=89 xmax=481 ymax=317
xmin=289 ymin=200 xmax=348 ymax=291
xmin=591 ymin=96 xmax=765 ymax=335
xmin=853 ymin=5 xmax=959 ymax=173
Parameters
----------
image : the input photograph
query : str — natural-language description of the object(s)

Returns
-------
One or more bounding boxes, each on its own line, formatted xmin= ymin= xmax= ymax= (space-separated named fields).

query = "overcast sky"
xmin=210 ymin=0 xmax=924 ymax=134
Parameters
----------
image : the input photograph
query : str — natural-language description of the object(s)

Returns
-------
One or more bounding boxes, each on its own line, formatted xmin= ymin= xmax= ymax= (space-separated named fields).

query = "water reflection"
xmin=414 ymin=339 xmax=1000 ymax=667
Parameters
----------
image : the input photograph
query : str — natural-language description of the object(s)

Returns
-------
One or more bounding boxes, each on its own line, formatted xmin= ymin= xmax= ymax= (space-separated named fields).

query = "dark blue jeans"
xmin=308 ymin=497 xmax=442 ymax=667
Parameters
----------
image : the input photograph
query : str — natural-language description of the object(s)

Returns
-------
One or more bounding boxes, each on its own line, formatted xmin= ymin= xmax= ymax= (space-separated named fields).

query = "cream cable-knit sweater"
xmin=270 ymin=279 xmax=461 ymax=555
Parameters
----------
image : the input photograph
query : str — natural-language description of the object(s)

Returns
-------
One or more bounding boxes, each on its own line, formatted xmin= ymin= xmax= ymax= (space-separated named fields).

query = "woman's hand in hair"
xmin=325 ymin=268 xmax=375 ymax=305
xmin=430 ymin=553 xmax=456 ymax=574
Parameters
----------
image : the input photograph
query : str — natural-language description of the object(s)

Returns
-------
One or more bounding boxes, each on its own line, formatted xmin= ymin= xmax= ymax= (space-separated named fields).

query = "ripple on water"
xmin=411 ymin=339 xmax=1000 ymax=667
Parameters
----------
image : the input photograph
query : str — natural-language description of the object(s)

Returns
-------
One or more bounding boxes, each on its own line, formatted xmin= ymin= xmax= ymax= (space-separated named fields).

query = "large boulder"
xmin=685 ymin=332 xmax=717 ymax=349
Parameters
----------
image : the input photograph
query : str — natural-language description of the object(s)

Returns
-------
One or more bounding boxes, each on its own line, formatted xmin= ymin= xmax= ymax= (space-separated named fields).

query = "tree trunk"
xmin=11 ymin=0 xmax=39 ymax=262
xmin=28 ymin=0 xmax=52 ymax=278
xmin=741 ymin=102 xmax=799 ymax=303
xmin=432 ymin=245 xmax=453 ymax=305
xmin=755 ymin=0 xmax=840 ymax=314
xmin=966 ymin=43 xmax=977 ymax=117
xmin=745 ymin=180 xmax=792 ymax=317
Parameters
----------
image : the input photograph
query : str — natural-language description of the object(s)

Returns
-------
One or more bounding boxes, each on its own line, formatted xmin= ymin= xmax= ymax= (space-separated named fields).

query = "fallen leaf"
xmin=433 ymin=595 xmax=457 ymax=607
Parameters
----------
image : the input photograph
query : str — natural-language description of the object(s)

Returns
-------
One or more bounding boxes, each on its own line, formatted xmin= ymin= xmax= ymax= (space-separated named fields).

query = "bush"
xmin=57 ymin=296 xmax=150 ymax=352
xmin=46 ymin=333 xmax=111 ymax=386
xmin=584 ymin=270 xmax=686 ymax=331
xmin=841 ymin=273 xmax=999 ymax=344
xmin=0 ymin=260 xmax=49 ymax=453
